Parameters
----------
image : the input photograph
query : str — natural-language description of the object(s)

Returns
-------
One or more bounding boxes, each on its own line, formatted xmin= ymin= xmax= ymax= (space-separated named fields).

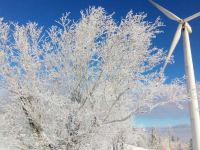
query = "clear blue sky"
xmin=0 ymin=0 xmax=200 ymax=127
xmin=0 ymin=0 xmax=199 ymax=81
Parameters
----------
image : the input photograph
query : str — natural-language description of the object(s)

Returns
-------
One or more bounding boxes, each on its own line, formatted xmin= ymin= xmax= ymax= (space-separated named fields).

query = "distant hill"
xmin=146 ymin=124 xmax=191 ymax=142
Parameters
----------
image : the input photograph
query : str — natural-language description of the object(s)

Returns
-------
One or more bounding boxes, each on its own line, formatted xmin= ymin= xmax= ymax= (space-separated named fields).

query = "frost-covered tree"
xmin=0 ymin=7 xmax=187 ymax=150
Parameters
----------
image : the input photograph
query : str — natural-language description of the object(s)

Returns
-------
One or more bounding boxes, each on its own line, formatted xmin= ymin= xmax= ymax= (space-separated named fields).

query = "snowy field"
xmin=124 ymin=144 xmax=149 ymax=150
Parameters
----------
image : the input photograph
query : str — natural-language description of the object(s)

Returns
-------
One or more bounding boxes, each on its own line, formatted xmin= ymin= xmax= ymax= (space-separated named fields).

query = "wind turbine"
xmin=148 ymin=0 xmax=200 ymax=149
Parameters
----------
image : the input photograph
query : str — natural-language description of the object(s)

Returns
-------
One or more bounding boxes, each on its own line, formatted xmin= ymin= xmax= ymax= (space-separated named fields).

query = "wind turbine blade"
xmin=148 ymin=0 xmax=182 ymax=22
xmin=185 ymin=22 xmax=192 ymax=33
xmin=162 ymin=24 xmax=182 ymax=72
xmin=184 ymin=12 xmax=200 ymax=22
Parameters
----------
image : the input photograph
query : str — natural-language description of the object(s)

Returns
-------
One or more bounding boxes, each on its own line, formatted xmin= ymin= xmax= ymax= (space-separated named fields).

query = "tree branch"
xmin=20 ymin=96 xmax=57 ymax=150
xmin=103 ymin=88 xmax=130 ymax=122
xmin=79 ymin=69 xmax=103 ymax=110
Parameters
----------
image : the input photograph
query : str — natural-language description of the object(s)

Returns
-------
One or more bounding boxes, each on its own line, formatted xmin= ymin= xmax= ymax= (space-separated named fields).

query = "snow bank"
xmin=124 ymin=144 xmax=149 ymax=150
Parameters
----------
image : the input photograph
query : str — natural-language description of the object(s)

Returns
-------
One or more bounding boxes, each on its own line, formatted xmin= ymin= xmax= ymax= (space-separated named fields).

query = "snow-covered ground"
xmin=124 ymin=144 xmax=149 ymax=150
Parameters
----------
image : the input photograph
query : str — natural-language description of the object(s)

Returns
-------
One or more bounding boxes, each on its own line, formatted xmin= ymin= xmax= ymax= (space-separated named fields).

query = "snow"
xmin=124 ymin=144 xmax=149 ymax=150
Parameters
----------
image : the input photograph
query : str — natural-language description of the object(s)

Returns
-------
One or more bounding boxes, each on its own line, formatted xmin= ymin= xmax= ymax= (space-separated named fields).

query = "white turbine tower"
xmin=148 ymin=0 xmax=200 ymax=149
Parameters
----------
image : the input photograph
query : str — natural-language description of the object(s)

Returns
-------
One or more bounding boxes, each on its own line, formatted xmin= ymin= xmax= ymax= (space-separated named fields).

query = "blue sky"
xmin=1 ymin=0 xmax=199 ymax=81
xmin=0 ymin=0 xmax=200 ymax=127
